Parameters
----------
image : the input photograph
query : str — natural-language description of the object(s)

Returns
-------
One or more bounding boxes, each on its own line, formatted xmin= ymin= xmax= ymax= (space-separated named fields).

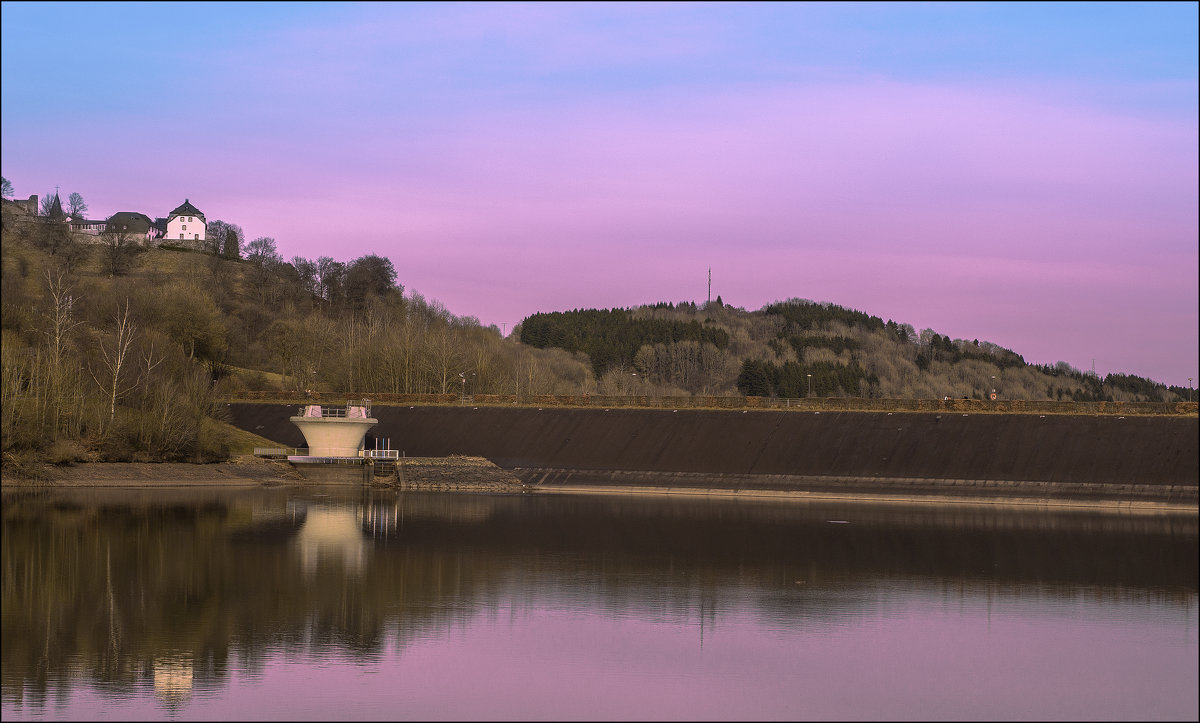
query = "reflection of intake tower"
xmin=289 ymin=400 xmax=377 ymax=458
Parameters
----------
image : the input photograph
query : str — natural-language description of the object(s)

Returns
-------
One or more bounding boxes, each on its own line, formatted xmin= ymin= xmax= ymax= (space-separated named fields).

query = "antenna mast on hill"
xmin=707 ymin=268 xmax=711 ymax=305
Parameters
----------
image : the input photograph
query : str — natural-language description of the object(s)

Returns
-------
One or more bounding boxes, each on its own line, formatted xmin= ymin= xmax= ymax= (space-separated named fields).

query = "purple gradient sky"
xmin=2 ymin=2 xmax=1196 ymax=387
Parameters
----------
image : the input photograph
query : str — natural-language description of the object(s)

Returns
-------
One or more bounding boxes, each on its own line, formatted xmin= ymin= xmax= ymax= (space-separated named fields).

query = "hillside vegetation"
xmin=520 ymin=300 xmax=1191 ymax=403
xmin=1 ymin=217 xmax=590 ymax=467
xmin=1 ymin=208 xmax=1189 ymax=468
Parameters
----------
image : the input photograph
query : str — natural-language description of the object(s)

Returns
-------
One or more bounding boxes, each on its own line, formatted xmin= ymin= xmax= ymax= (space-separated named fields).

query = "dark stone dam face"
xmin=226 ymin=404 xmax=1198 ymax=503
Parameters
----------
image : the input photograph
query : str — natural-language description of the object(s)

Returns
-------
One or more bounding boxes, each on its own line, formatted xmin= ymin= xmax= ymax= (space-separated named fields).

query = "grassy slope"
xmin=220 ymin=422 xmax=286 ymax=456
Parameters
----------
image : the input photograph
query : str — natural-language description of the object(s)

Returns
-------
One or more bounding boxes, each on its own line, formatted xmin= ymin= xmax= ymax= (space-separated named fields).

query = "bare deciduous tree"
xmin=40 ymin=192 xmax=63 ymax=218
xmin=263 ymin=319 xmax=305 ymax=391
xmin=98 ymin=227 xmax=140 ymax=277
xmin=32 ymin=218 xmax=75 ymax=257
xmin=206 ymin=219 xmax=244 ymax=257
xmin=40 ymin=269 xmax=86 ymax=439
xmin=88 ymin=300 xmax=139 ymax=429
xmin=67 ymin=192 xmax=87 ymax=221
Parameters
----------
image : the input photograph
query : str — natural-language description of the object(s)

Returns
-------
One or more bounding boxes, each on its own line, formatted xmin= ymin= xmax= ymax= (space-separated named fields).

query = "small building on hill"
xmin=106 ymin=211 xmax=161 ymax=241
xmin=165 ymin=199 xmax=205 ymax=244
xmin=69 ymin=218 xmax=108 ymax=235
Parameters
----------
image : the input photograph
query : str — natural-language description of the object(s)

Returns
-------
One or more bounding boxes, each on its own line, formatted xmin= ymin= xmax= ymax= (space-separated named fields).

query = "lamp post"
xmin=807 ymin=373 xmax=813 ymax=398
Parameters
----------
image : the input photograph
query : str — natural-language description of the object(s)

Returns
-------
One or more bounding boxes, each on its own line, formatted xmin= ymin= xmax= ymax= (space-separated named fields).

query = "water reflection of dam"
xmin=232 ymin=491 xmax=501 ymax=573
xmin=231 ymin=489 xmax=1197 ymax=592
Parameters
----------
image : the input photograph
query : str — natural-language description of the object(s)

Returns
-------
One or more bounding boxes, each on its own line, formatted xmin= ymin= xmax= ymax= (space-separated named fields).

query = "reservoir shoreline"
xmin=1 ymin=459 xmax=1194 ymax=514
xmin=5 ymin=404 xmax=1195 ymax=511
xmin=230 ymin=403 xmax=1198 ymax=502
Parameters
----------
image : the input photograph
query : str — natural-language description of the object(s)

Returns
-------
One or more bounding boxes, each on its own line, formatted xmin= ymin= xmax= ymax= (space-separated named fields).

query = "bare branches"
xmin=98 ymin=228 xmax=141 ymax=277
xmin=37 ymin=269 xmax=87 ymax=440
xmin=87 ymin=300 xmax=139 ymax=428
xmin=41 ymin=269 xmax=84 ymax=362
xmin=67 ymin=192 xmax=88 ymax=222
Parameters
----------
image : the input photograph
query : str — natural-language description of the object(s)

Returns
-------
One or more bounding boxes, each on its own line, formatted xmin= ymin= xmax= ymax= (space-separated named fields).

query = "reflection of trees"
xmin=2 ymin=489 xmax=1196 ymax=707
xmin=0 ymin=490 xmax=524 ymax=706
xmin=2 ymin=499 xmax=236 ymax=703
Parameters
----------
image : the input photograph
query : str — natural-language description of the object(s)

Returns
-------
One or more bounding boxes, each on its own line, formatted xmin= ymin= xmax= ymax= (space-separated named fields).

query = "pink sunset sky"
xmin=2 ymin=2 xmax=1196 ymax=388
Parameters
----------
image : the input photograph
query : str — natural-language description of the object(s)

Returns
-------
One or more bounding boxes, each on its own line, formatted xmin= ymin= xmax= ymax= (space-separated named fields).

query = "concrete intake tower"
xmin=289 ymin=400 xmax=377 ymax=459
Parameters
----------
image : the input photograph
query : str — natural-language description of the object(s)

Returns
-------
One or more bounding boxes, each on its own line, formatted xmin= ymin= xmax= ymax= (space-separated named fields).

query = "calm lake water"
xmin=1 ymin=485 xmax=1196 ymax=721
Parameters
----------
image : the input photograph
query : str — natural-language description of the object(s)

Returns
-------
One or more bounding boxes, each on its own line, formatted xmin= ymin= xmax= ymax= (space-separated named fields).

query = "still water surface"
xmin=2 ymin=486 xmax=1196 ymax=721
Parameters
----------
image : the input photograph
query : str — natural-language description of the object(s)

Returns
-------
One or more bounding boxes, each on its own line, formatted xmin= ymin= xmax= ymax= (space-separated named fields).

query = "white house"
xmin=165 ymin=199 xmax=206 ymax=244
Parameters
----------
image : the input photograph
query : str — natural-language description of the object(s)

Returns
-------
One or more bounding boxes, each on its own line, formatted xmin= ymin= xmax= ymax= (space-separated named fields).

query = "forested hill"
xmin=0 ymin=205 xmax=1189 ymax=469
xmin=519 ymin=300 xmax=1190 ymax=403
xmin=519 ymin=307 xmax=730 ymax=378
xmin=2 ymin=217 xmax=597 ymax=467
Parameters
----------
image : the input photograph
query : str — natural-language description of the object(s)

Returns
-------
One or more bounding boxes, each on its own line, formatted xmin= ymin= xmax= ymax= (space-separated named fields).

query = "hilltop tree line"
xmin=515 ymin=298 xmax=1190 ymax=403
xmin=520 ymin=308 xmax=730 ymax=377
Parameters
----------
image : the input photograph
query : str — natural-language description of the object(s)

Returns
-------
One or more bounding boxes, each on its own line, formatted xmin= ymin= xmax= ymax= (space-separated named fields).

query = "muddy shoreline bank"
xmin=0 ymin=455 xmax=525 ymax=493
xmin=3 ymin=456 xmax=1196 ymax=512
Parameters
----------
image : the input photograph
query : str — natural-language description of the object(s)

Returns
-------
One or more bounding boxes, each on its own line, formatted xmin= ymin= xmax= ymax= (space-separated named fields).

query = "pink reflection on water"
xmin=12 ymin=585 xmax=1192 ymax=721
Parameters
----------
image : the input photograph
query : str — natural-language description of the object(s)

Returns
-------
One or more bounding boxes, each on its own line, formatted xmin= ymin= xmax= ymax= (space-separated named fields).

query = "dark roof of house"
xmin=168 ymin=199 xmax=205 ymax=223
xmin=106 ymin=211 xmax=153 ymax=232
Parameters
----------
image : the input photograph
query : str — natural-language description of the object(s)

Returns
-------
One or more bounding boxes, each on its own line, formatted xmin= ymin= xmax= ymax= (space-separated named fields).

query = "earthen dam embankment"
xmin=226 ymin=404 xmax=1198 ymax=504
